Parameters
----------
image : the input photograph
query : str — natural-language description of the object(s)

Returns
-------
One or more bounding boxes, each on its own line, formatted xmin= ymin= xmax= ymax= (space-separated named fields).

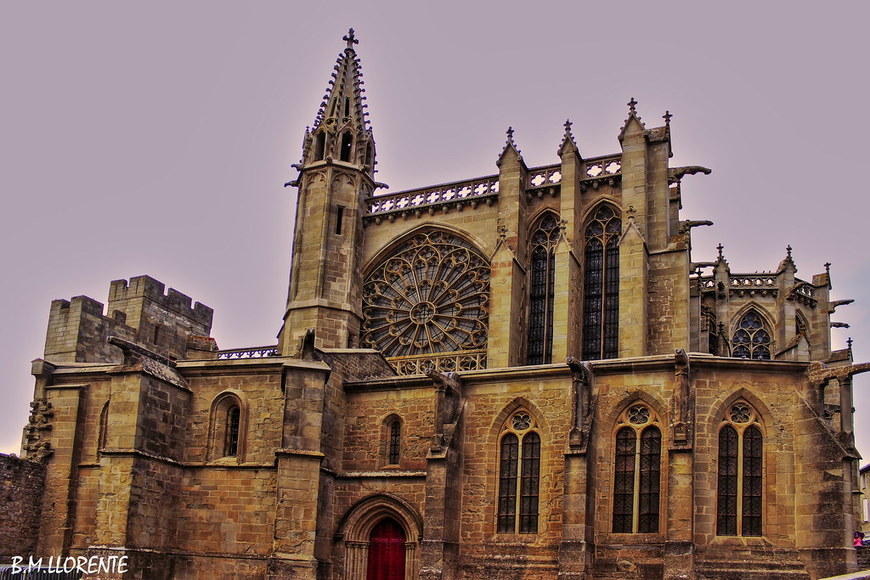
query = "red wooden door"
xmin=366 ymin=518 xmax=406 ymax=580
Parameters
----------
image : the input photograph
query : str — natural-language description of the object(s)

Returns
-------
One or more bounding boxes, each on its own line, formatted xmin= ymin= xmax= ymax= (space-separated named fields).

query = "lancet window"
xmin=497 ymin=411 xmax=541 ymax=534
xmin=717 ymin=401 xmax=763 ymax=536
xmin=612 ymin=403 xmax=661 ymax=534
xmin=731 ymin=310 xmax=771 ymax=360
xmin=527 ymin=213 xmax=560 ymax=365
xmin=362 ymin=230 xmax=489 ymax=358
xmin=210 ymin=392 xmax=245 ymax=461
xmin=582 ymin=205 xmax=621 ymax=360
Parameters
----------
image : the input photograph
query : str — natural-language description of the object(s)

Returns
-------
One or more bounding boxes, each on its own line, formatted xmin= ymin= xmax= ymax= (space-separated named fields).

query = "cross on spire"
xmin=628 ymin=97 xmax=638 ymax=114
xmin=343 ymin=28 xmax=359 ymax=49
xmin=564 ymin=119 xmax=573 ymax=133
xmin=717 ymin=243 xmax=724 ymax=260
xmin=663 ymin=110 xmax=672 ymax=125
xmin=848 ymin=337 xmax=854 ymax=351
xmin=786 ymin=245 xmax=792 ymax=259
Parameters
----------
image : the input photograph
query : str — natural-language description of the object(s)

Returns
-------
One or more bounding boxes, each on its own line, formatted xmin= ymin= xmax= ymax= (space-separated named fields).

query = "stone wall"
xmin=0 ymin=454 xmax=46 ymax=560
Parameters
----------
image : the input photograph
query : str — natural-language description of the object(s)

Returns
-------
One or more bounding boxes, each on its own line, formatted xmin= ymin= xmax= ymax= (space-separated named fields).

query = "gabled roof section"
xmin=618 ymin=97 xmax=646 ymax=142
xmin=312 ymin=29 xmax=370 ymax=132
xmin=497 ymin=126 xmax=524 ymax=167
xmin=557 ymin=119 xmax=579 ymax=157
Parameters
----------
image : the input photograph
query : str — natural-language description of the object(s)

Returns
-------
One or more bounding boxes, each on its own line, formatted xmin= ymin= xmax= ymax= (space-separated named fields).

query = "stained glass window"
xmin=731 ymin=310 xmax=771 ymax=360
xmin=612 ymin=404 xmax=660 ymax=533
xmin=498 ymin=411 xmax=540 ymax=533
xmin=362 ymin=231 xmax=489 ymax=357
xmin=527 ymin=213 xmax=559 ymax=365
xmin=717 ymin=401 xmax=763 ymax=537
xmin=583 ymin=205 xmax=621 ymax=360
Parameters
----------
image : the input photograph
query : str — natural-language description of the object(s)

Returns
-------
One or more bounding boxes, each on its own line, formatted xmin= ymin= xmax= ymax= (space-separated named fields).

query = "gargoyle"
xmin=669 ymin=166 xmax=712 ymax=182
xmin=679 ymin=220 xmax=714 ymax=234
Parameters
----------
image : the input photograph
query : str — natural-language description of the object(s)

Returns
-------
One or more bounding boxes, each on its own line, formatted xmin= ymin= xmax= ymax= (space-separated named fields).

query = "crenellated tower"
xmin=279 ymin=29 xmax=376 ymax=354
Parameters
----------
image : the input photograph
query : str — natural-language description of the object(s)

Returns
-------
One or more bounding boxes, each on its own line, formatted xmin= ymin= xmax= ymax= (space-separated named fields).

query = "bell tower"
xmin=279 ymin=29 xmax=376 ymax=354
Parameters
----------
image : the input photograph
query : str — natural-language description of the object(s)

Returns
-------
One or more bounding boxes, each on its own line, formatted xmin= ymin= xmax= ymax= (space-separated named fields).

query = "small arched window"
xmin=583 ymin=205 xmax=621 ymax=360
xmin=383 ymin=416 xmax=402 ymax=466
xmin=717 ymin=400 xmax=763 ymax=536
xmin=732 ymin=310 xmax=771 ymax=360
xmin=209 ymin=393 xmax=245 ymax=461
xmin=527 ymin=213 xmax=560 ymax=365
xmin=225 ymin=405 xmax=240 ymax=457
xmin=340 ymin=132 xmax=353 ymax=162
xmin=497 ymin=410 xmax=541 ymax=534
xmin=612 ymin=403 xmax=661 ymax=533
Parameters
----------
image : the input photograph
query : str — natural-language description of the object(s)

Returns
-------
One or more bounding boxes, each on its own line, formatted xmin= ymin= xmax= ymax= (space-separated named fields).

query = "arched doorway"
xmin=366 ymin=518 xmax=406 ymax=580
xmin=339 ymin=495 xmax=421 ymax=579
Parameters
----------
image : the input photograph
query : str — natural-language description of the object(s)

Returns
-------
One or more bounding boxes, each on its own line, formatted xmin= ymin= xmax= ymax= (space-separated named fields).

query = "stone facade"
xmin=14 ymin=30 xmax=870 ymax=579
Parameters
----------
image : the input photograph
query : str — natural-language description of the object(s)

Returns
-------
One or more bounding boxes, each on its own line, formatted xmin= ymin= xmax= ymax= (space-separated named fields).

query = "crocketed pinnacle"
xmin=312 ymin=29 xmax=370 ymax=131
xmin=558 ymin=118 xmax=579 ymax=156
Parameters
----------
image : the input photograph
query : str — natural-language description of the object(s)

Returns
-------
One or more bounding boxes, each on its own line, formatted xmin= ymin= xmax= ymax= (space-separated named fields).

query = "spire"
xmin=312 ymin=28 xmax=370 ymax=133
xmin=303 ymin=29 xmax=376 ymax=171
xmin=777 ymin=244 xmax=796 ymax=273
xmin=558 ymin=118 xmax=579 ymax=157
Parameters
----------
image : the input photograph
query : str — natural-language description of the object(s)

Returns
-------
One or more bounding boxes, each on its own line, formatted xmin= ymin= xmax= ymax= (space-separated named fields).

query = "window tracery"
xmin=527 ymin=213 xmax=559 ymax=365
xmin=717 ymin=400 xmax=763 ymax=536
xmin=612 ymin=403 xmax=661 ymax=534
xmin=731 ymin=310 xmax=771 ymax=360
xmin=497 ymin=410 xmax=540 ymax=534
xmin=583 ymin=205 xmax=621 ymax=360
xmin=362 ymin=231 xmax=489 ymax=358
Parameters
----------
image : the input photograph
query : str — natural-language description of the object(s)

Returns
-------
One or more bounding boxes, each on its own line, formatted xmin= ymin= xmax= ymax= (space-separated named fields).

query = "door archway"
xmin=366 ymin=518 xmax=406 ymax=580
xmin=338 ymin=494 xmax=421 ymax=579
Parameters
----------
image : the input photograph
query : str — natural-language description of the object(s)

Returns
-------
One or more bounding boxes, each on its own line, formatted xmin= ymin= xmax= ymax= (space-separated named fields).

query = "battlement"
xmin=44 ymin=275 xmax=214 ymax=364
xmin=108 ymin=275 xmax=213 ymax=327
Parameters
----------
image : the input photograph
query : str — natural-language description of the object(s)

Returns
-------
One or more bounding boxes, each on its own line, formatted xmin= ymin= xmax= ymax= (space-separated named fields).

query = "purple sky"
xmin=2 ymin=2 xmax=868 ymax=458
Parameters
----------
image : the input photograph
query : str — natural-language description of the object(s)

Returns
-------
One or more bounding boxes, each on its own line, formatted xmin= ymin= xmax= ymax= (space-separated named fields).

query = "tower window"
xmin=152 ymin=324 xmax=160 ymax=345
xmin=314 ymin=132 xmax=326 ymax=161
xmin=497 ymin=411 xmax=540 ymax=533
xmin=335 ymin=205 xmax=345 ymax=235
xmin=731 ymin=310 xmax=771 ymax=360
xmin=717 ymin=401 xmax=763 ymax=536
xmin=340 ymin=132 xmax=353 ymax=162
xmin=612 ymin=404 xmax=661 ymax=533
xmin=582 ymin=205 xmax=621 ymax=360
xmin=527 ymin=213 xmax=559 ymax=365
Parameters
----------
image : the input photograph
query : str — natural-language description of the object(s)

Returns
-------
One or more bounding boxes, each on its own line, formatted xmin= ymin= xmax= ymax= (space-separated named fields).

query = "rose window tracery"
xmin=362 ymin=230 xmax=489 ymax=357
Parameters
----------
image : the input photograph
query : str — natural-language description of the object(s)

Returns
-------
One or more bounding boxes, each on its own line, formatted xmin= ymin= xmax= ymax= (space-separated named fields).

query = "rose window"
xmin=362 ymin=230 xmax=489 ymax=357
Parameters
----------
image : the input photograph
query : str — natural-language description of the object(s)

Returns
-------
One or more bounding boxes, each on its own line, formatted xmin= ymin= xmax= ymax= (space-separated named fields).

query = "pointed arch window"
xmin=314 ymin=132 xmax=326 ymax=161
xmin=340 ymin=131 xmax=353 ymax=162
xmin=497 ymin=411 xmax=541 ymax=534
xmin=527 ymin=213 xmax=560 ymax=365
xmin=612 ymin=404 xmax=661 ymax=533
xmin=583 ymin=205 xmax=621 ymax=360
xmin=717 ymin=401 xmax=763 ymax=536
xmin=732 ymin=310 xmax=771 ymax=360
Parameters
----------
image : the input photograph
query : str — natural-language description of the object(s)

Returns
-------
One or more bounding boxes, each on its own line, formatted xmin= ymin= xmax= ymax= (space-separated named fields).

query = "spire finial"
xmin=564 ymin=119 xmax=573 ymax=134
xmin=506 ymin=126 xmax=515 ymax=144
xmin=825 ymin=262 xmax=831 ymax=276
xmin=628 ymin=97 xmax=638 ymax=114
xmin=786 ymin=244 xmax=792 ymax=259
xmin=717 ymin=243 xmax=724 ymax=260
xmin=343 ymin=28 xmax=358 ymax=49
xmin=848 ymin=337 xmax=854 ymax=351
xmin=663 ymin=110 xmax=672 ymax=126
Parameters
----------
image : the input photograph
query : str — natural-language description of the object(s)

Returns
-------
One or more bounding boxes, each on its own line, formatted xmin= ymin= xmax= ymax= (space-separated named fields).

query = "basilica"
xmin=10 ymin=30 xmax=870 ymax=579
